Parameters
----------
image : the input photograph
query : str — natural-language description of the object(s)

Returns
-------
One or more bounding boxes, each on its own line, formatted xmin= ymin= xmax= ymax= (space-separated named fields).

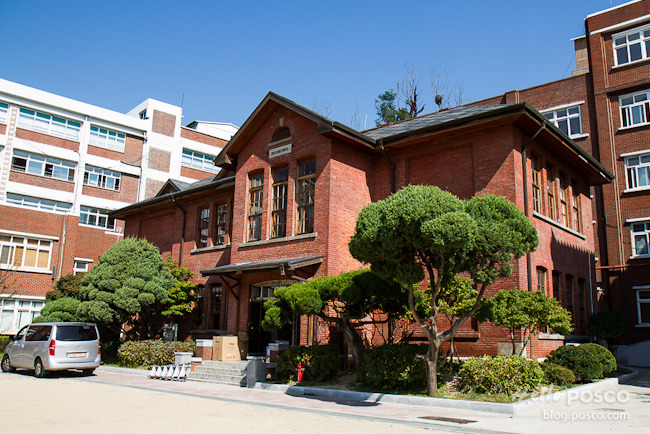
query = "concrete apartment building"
xmin=0 ymin=78 xmax=237 ymax=334
xmin=472 ymin=0 xmax=650 ymax=344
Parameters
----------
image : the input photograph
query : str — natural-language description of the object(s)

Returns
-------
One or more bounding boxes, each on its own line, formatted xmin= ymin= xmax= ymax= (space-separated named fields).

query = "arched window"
xmin=273 ymin=127 xmax=290 ymax=142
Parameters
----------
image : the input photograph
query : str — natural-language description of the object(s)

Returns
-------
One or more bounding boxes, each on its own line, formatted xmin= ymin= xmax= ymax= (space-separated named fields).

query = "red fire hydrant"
xmin=297 ymin=362 xmax=304 ymax=383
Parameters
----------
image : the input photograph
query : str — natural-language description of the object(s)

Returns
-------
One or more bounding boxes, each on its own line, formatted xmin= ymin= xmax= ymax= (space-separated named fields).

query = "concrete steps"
xmin=188 ymin=360 xmax=264 ymax=387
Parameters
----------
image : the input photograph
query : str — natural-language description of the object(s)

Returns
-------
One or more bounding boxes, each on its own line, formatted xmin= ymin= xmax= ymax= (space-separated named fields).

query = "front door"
xmin=248 ymin=282 xmax=298 ymax=355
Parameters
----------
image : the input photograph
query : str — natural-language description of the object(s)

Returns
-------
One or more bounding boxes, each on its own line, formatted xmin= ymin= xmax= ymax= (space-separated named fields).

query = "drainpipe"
xmin=379 ymin=140 xmax=396 ymax=193
xmin=521 ymin=123 xmax=546 ymax=291
xmin=170 ymin=193 xmax=187 ymax=266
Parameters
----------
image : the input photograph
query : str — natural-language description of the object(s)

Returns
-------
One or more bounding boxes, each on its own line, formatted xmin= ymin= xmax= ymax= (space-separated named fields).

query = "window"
xmin=613 ymin=25 xmax=650 ymax=66
xmin=631 ymin=220 xmax=650 ymax=257
xmin=273 ymin=127 xmax=291 ymax=142
xmin=543 ymin=106 xmax=582 ymax=137
xmin=12 ymin=150 xmax=76 ymax=182
xmin=536 ymin=267 xmax=547 ymax=294
xmin=552 ymin=271 xmax=561 ymax=301
xmin=139 ymin=109 xmax=148 ymax=120
xmin=17 ymin=108 xmax=81 ymax=141
xmin=181 ymin=149 xmax=218 ymax=173
xmin=83 ymin=166 xmax=121 ymax=191
xmin=0 ymin=298 xmax=45 ymax=333
xmin=0 ymin=235 xmax=52 ymax=270
xmin=625 ymin=152 xmax=650 ymax=189
xmin=296 ymin=160 xmax=316 ymax=234
xmin=248 ymin=173 xmax=264 ymax=241
xmin=73 ymin=259 xmax=91 ymax=275
xmin=636 ymin=288 xmax=650 ymax=324
xmin=559 ymin=177 xmax=569 ymax=226
xmin=0 ymin=102 xmax=8 ymax=124
xmin=578 ymin=279 xmax=586 ymax=335
xmin=79 ymin=206 xmax=115 ymax=230
xmin=213 ymin=204 xmax=227 ymax=246
xmin=89 ymin=126 xmax=126 ymax=152
xmin=620 ymin=90 xmax=650 ymax=128
xmin=565 ymin=275 xmax=574 ymax=324
xmin=531 ymin=155 xmax=541 ymax=213
xmin=6 ymin=193 xmax=72 ymax=213
xmin=194 ymin=285 xmax=204 ymax=329
xmin=272 ymin=167 xmax=289 ymax=238
xmin=196 ymin=207 xmax=210 ymax=248
xmin=571 ymin=187 xmax=582 ymax=232
xmin=546 ymin=167 xmax=556 ymax=220
xmin=210 ymin=285 xmax=222 ymax=330
xmin=251 ymin=285 xmax=277 ymax=301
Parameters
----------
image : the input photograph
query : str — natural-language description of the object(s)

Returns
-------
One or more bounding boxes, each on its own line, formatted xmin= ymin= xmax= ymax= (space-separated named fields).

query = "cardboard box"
xmin=212 ymin=336 xmax=241 ymax=361
xmin=237 ymin=333 xmax=249 ymax=359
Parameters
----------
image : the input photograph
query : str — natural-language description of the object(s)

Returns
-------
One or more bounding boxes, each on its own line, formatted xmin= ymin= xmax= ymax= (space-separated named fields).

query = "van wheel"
xmin=82 ymin=368 xmax=95 ymax=376
xmin=34 ymin=358 xmax=48 ymax=378
xmin=1 ymin=355 xmax=15 ymax=373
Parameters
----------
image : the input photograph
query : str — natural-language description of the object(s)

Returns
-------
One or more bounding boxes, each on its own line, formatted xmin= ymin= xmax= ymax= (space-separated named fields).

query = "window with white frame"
xmin=620 ymin=90 xmax=650 ymax=128
xmin=11 ymin=150 xmax=76 ymax=182
xmin=79 ymin=206 xmax=115 ymax=231
xmin=631 ymin=220 xmax=650 ymax=257
xmin=0 ymin=298 xmax=45 ymax=333
xmin=83 ymin=165 xmax=121 ymax=191
xmin=625 ymin=152 xmax=650 ymax=189
xmin=0 ymin=102 xmax=8 ymax=124
xmin=89 ymin=126 xmax=126 ymax=152
xmin=0 ymin=234 xmax=52 ymax=270
xmin=636 ymin=288 xmax=650 ymax=325
xmin=613 ymin=25 xmax=650 ymax=66
xmin=6 ymin=193 xmax=72 ymax=213
xmin=543 ymin=106 xmax=582 ymax=137
xmin=73 ymin=259 xmax=92 ymax=275
xmin=181 ymin=149 xmax=218 ymax=173
xmin=17 ymin=108 xmax=81 ymax=141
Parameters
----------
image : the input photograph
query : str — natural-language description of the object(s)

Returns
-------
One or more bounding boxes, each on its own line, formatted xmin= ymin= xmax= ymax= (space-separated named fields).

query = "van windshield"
xmin=55 ymin=325 xmax=98 ymax=341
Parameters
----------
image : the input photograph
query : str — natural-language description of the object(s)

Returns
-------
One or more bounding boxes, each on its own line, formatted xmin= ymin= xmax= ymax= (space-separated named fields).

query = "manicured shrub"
xmin=545 ymin=345 xmax=603 ymax=383
xmin=458 ymin=355 xmax=544 ymax=396
xmin=0 ymin=336 xmax=10 ymax=354
xmin=587 ymin=311 xmax=630 ymax=341
xmin=276 ymin=345 xmax=339 ymax=383
xmin=355 ymin=344 xmax=428 ymax=392
xmin=580 ymin=343 xmax=617 ymax=376
xmin=541 ymin=362 xmax=576 ymax=386
xmin=117 ymin=339 xmax=196 ymax=368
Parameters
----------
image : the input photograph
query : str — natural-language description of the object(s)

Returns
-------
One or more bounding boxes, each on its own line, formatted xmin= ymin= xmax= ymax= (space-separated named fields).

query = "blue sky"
xmin=1 ymin=0 xmax=631 ymax=130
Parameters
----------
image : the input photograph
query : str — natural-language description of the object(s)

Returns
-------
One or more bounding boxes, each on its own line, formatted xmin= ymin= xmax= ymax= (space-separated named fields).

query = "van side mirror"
xmin=8 ymin=335 xmax=16 ymax=341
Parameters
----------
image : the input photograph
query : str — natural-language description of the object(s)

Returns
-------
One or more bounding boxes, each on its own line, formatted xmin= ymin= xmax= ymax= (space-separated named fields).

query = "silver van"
xmin=2 ymin=322 xmax=101 ymax=377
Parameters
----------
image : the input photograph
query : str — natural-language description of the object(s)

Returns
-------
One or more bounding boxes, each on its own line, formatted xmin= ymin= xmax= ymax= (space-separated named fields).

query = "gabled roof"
xmin=156 ymin=179 xmax=194 ymax=196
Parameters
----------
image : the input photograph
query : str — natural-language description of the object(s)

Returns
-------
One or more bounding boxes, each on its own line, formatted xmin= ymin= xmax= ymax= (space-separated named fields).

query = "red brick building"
xmin=472 ymin=0 xmax=650 ymax=343
xmin=114 ymin=93 xmax=611 ymax=358
xmin=0 ymin=78 xmax=236 ymax=334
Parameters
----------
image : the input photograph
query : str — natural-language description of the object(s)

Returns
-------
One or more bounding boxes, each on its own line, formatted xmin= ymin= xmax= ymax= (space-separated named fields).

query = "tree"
xmin=587 ymin=311 xmax=630 ymax=352
xmin=475 ymin=288 xmax=573 ymax=356
xmin=77 ymin=237 xmax=175 ymax=340
xmin=261 ymin=269 xmax=410 ymax=364
xmin=438 ymin=276 xmax=477 ymax=370
xmin=374 ymin=89 xmax=411 ymax=126
xmin=46 ymin=273 xmax=85 ymax=301
xmin=161 ymin=257 xmax=196 ymax=317
xmin=349 ymin=185 xmax=538 ymax=395
xmin=0 ymin=264 xmax=18 ymax=297
xmin=33 ymin=297 xmax=84 ymax=323
xmin=430 ymin=66 xmax=467 ymax=109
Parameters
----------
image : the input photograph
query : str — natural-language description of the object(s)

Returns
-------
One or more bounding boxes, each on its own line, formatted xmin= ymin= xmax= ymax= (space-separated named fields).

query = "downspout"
xmin=379 ymin=140 xmax=396 ymax=193
xmin=170 ymin=193 xmax=187 ymax=266
xmin=521 ymin=123 xmax=546 ymax=291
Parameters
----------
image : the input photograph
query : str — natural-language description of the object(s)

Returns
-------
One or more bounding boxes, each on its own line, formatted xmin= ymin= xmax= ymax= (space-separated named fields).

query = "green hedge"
xmin=541 ymin=362 xmax=576 ymax=386
xmin=458 ymin=355 xmax=543 ymax=396
xmin=0 ymin=336 xmax=10 ymax=354
xmin=117 ymin=340 xmax=196 ymax=368
xmin=546 ymin=344 xmax=616 ymax=383
xmin=355 ymin=344 xmax=428 ymax=392
xmin=276 ymin=345 xmax=339 ymax=383
xmin=580 ymin=343 xmax=617 ymax=377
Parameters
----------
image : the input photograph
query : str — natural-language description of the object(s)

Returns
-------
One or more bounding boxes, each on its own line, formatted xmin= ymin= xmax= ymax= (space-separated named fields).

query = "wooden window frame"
xmin=296 ymin=160 xmax=316 ymax=235
xmin=248 ymin=172 xmax=264 ymax=241
xmin=531 ymin=155 xmax=541 ymax=213
xmin=196 ymin=207 xmax=210 ymax=248
xmin=546 ymin=166 xmax=556 ymax=220
xmin=271 ymin=166 xmax=289 ymax=238
xmin=213 ymin=203 xmax=227 ymax=246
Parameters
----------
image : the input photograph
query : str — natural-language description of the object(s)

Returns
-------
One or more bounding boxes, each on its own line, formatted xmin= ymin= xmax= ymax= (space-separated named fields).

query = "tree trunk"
xmin=339 ymin=319 xmax=364 ymax=365
xmin=425 ymin=341 xmax=440 ymax=396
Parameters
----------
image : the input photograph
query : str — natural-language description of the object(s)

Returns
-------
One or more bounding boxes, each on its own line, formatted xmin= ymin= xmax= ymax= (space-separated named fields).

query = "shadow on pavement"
xmin=285 ymin=392 xmax=381 ymax=407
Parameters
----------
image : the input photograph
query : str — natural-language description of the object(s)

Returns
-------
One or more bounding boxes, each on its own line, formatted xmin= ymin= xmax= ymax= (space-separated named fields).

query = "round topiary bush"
xmin=355 ymin=344 xmax=428 ymax=392
xmin=545 ymin=345 xmax=603 ymax=383
xmin=457 ymin=355 xmax=544 ymax=396
xmin=580 ymin=343 xmax=617 ymax=377
xmin=276 ymin=345 xmax=339 ymax=383
xmin=541 ymin=361 xmax=576 ymax=386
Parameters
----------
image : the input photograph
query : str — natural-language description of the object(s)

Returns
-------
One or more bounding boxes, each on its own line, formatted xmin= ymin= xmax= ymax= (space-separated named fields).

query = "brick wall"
xmin=152 ymin=110 xmax=176 ymax=137
xmin=147 ymin=147 xmax=171 ymax=172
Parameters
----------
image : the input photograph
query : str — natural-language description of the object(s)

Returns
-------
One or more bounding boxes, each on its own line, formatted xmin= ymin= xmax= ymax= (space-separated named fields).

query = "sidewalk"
xmin=89 ymin=366 xmax=650 ymax=433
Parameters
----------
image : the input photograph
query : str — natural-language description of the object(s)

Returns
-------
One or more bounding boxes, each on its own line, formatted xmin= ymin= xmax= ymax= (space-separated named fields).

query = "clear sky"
xmin=1 ymin=0 xmax=633 ymax=131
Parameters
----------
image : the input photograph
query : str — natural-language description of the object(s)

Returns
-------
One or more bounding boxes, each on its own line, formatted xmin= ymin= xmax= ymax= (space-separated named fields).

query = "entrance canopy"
xmin=200 ymin=255 xmax=323 ymax=277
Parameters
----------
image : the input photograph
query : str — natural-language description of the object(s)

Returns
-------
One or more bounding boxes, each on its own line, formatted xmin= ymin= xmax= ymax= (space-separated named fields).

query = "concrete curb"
xmin=97 ymin=365 xmax=151 ymax=376
xmin=254 ymin=368 xmax=639 ymax=415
